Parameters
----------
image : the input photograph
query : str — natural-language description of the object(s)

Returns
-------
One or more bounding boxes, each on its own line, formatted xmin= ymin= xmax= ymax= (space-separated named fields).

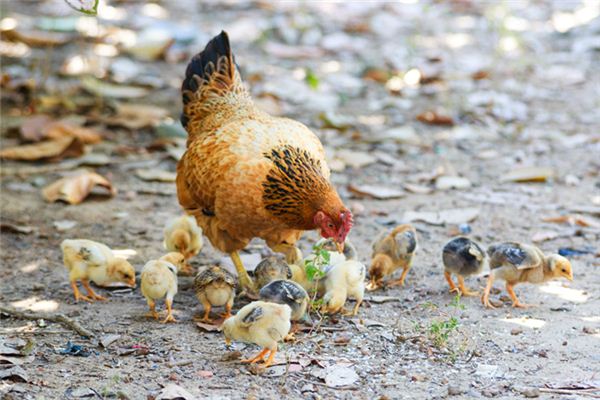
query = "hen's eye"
xmin=327 ymin=223 xmax=334 ymax=229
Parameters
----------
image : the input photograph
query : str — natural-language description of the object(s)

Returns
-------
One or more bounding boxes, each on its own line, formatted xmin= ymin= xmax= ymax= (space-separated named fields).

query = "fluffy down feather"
xmin=322 ymin=260 xmax=366 ymax=316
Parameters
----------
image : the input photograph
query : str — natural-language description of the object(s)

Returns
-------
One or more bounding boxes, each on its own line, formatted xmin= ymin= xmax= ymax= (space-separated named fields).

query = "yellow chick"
xmin=315 ymin=238 xmax=358 ymax=265
xmin=254 ymin=256 xmax=292 ymax=290
xmin=140 ymin=252 xmax=186 ymax=323
xmin=163 ymin=215 xmax=203 ymax=273
xmin=193 ymin=265 xmax=237 ymax=323
xmin=222 ymin=301 xmax=292 ymax=369
xmin=367 ymin=224 xmax=417 ymax=290
xmin=482 ymin=242 xmax=574 ymax=309
xmin=61 ymin=239 xmax=135 ymax=302
xmin=321 ymin=260 xmax=366 ymax=316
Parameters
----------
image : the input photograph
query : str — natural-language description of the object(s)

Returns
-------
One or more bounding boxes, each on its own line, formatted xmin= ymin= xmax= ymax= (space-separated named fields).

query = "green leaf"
xmin=305 ymin=69 xmax=320 ymax=90
xmin=64 ymin=0 xmax=99 ymax=16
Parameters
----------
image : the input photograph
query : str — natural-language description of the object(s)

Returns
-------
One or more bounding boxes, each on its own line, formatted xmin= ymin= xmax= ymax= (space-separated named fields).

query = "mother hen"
xmin=177 ymin=31 xmax=353 ymax=292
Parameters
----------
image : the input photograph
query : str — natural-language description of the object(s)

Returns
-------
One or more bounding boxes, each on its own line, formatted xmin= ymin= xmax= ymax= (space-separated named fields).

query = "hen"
xmin=177 ymin=31 xmax=353 ymax=292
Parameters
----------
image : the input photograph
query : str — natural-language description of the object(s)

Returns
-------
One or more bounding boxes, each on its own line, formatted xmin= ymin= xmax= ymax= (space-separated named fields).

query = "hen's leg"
xmin=70 ymin=281 xmax=92 ymax=303
xmin=230 ymin=251 xmax=255 ymax=292
xmin=458 ymin=276 xmax=479 ymax=296
xmin=444 ymin=271 xmax=459 ymax=294
xmin=506 ymin=283 xmax=534 ymax=308
xmin=270 ymin=244 xmax=302 ymax=265
xmin=81 ymin=279 xmax=107 ymax=301
xmin=481 ymin=275 xmax=496 ymax=309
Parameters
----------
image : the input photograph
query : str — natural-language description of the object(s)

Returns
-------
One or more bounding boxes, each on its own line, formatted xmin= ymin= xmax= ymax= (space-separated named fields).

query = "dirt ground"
xmin=1 ymin=1 xmax=600 ymax=399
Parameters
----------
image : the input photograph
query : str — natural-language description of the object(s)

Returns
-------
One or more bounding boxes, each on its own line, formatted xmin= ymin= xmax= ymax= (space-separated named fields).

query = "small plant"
xmin=304 ymin=243 xmax=330 ymax=282
xmin=429 ymin=316 xmax=459 ymax=348
xmin=449 ymin=293 xmax=466 ymax=310
xmin=305 ymin=69 xmax=320 ymax=90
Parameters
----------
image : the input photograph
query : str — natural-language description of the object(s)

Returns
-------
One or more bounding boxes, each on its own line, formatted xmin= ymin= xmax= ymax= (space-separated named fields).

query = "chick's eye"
xmin=561 ymin=268 xmax=566 ymax=272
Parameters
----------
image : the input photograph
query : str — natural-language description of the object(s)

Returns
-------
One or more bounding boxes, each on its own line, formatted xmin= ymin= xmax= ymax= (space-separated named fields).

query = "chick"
xmin=482 ymin=242 xmax=574 ymax=309
xmin=163 ymin=215 xmax=203 ymax=274
xmin=222 ymin=301 xmax=291 ymax=369
xmin=316 ymin=238 xmax=358 ymax=264
xmin=140 ymin=252 xmax=186 ymax=323
xmin=194 ymin=265 xmax=237 ymax=322
xmin=321 ymin=260 xmax=366 ymax=316
xmin=367 ymin=224 xmax=417 ymax=290
xmin=61 ymin=239 xmax=135 ymax=302
xmin=254 ymin=256 xmax=292 ymax=290
xmin=442 ymin=237 xmax=486 ymax=296
xmin=259 ymin=279 xmax=310 ymax=322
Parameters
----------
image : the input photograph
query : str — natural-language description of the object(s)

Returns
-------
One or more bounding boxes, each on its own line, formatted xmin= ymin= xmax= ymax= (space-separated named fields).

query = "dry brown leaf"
xmin=42 ymin=171 xmax=116 ymax=205
xmin=195 ymin=322 xmax=222 ymax=332
xmin=135 ymin=168 xmax=176 ymax=182
xmin=21 ymin=116 xmax=102 ymax=144
xmin=0 ymin=136 xmax=85 ymax=162
xmin=416 ymin=111 xmax=454 ymax=126
xmin=2 ymin=28 xmax=71 ymax=47
xmin=542 ymin=215 xmax=600 ymax=228
xmin=403 ymin=183 xmax=433 ymax=194
xmin=109 ymin=103 xmax=170 ymax=130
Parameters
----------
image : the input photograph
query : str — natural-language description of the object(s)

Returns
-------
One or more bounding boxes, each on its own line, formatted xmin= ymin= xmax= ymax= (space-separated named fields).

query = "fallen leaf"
xmin=196 ymin=370 xmax=214 ymax=378
xmin=325 ymin=365 xmax=358 ymax=388
xmin=109 ymin=103 xmax=170 ymax=130
xmin=416 ymin=111 xmax=454 ymax=126
xmin=348 ymin=184 xmax=405 ymax=200
xmin=135 ymin=168 xmax=176 ymax=182
xmin=156 ymin=384 xmax=195 ymax=400
xmin=123 ymin=28 xmax=174 ymax=61
xmin=2 ymin=28 xmax=71 ymax=47
xmin=403 ymin=183 xmax=433 ymax=194
xmin=542 ymin=215 xmax=600 ymax=228
xmin=21 ymin=116 xmax=102 ymax=144
xmin=0 ymin=366 xmax=29 ymax=382
xmin=0 ymin=223 xmax=35 ymax=234
xmin=195 ymin=322 xmax=222 ymax=332
xmin=65 ymin=387 xmax=97 ymax=398
xmin=332 ymin=332 xmax=352 ymax=344
xmin=500 ymin=167 xmax=554 ymax=183
xmin=350 ymin=318 xmax=387 ymax=328
xmin=435 ymin=176 xmax=471 ymax=190
xmin=99 ymin=334 xmax=121 ymax=348
xmin=42 ymin=171 xmax=116 ymax=205
xmin=334 ymin=149 xmax=376 ymax=169
xmin=532 ymin=230 xmax=559 ymax=243
xmin=53 ymin=220 xmax=77 ymax=231
xmin=403 ymin=208 xmax=479 ymax=225
xmin=81 ymin=76 xmax=149 ymax=99
xmin=365 ymin=295 xmax=402 ymax=304
xmin=0 ymin=136 xmax=85 ymax=162
xmin=0 ymin=355 xmax=35 ymax=366
xmin=263 ymin=363 xmax=303 ymax=377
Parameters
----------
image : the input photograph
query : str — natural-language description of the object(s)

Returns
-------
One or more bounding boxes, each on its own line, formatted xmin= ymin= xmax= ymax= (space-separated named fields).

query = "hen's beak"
xmin=336 ymin=241 xmax=344 ymax=253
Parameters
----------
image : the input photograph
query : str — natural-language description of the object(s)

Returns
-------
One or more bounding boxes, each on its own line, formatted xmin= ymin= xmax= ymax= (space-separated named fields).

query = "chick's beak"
xmin=127 ymin=278 xmax=136 ymax=288
xmin=566 ymin=273 xmax=573 ymax=281
xmin=225 ymin=337 xmax=231 ymax=346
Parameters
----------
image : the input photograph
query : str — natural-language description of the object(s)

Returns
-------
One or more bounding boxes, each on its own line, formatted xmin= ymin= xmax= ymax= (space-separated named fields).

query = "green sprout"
xmin=305 ymin=68 xmax=320 ymax=90
xmin=304 ymin=243 xmax=330 ymax=282
xmin=429 ymin=317 xmax=459 ymax=348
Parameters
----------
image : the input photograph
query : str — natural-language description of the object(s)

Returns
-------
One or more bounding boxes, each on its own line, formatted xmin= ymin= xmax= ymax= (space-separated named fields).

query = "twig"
xmin=167 ymin=360 xmax=193 ymax=368
xmin=0 ymin=305 xmax=94 ymax=338
xmin=539 ymin=388 xmax=600 ymax=397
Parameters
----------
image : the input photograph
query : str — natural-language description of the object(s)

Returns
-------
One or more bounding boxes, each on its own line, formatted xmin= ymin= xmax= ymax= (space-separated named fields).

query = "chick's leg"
xmin=445 ymin=271 xmax=459 ymax=294
xmin=506 ymin=283 xmax=533 ymax=308
xmin=262 ymin=348 xmax=276 ymax=368
xmin=389 ymin=267 xmax=411 ymax=287
xmin=270 ymin=243 xmax=301 ymax=265
xmin=145 ymin=299 xmax=159 ymax=320
xmin=481 ymin=275 xmax=496 ymax=309
xmin=161 ymin=299 xmax=177 ymax=323
xmin=220 ymin=301 xmax=232 ymax=320
xmin=81 ymin=279 xmax=107 ymax=301
xmin=241 ymin=348 xmax=269 ymax=364
xmin=458 ymin=276 xmax=479 ymax=297
xmin=230 ymin=251 xmax=255 ymax=293
xmin=70 ymin=281 xmax=92 ymax=303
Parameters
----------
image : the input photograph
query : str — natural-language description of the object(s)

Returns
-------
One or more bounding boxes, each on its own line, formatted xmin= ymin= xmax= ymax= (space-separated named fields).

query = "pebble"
xmin=510 ymin=328 xmax=523 ymax=335
xmin=520 ymin=387 xmax=540 ymax=398
xmin=448 ymin=384 xmax=466 ymax=396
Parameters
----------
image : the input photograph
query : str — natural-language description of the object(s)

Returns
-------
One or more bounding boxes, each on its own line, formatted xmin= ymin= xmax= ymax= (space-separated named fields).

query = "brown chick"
xmin=140 ymin=252 xmax=186 ymax=323
xmin=194 ymin=265 xmax=237 ymax=323
xmin=254 ymin=256 xmax=292 ymax=290
xmin=222 ymin=301 xmax=291 ymax=369
xmin=442 ymin=237 xmax=486 ymax=296
xmin=321 ymin=260 xmax=366 ymax=316
xmin=482 ymin=242 xmax=573 ymax=309
xmin=61 ymin=239 xmax=135 ymax=302
xmin=367 ymin=224 xmax=417 ymax=290
xmin=163 ymin=215 xmax=203 ymax=274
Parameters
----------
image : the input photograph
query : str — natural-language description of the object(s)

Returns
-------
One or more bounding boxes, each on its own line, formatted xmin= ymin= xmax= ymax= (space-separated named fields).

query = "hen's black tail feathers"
xmin=181 ymin=31 xmax=247 ymax=130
